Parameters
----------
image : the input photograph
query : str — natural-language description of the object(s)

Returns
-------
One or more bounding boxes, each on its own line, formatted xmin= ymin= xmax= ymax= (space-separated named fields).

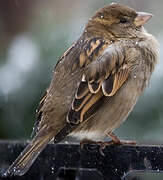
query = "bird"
xmin=5 ymin=3 xmax=159 ymax=177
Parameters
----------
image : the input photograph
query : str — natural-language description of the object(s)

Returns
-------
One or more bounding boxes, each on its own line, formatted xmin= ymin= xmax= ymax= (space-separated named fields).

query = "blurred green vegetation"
xmin=0 ymin=0 xmax=163 ymax=146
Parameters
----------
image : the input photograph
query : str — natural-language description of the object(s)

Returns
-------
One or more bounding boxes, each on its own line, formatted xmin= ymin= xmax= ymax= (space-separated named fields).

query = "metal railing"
xmin=0 ymin=141 xmax=163 ymax=180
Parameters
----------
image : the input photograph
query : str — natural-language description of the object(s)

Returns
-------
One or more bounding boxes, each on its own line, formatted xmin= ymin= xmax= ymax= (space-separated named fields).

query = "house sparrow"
xmin=5 ymin=3 xmax=158 ymax=176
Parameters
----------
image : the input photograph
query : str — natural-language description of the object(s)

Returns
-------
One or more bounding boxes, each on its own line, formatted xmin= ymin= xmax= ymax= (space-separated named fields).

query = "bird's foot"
xmin=80 ymin=139 xmax=116 ymax=149
xmin=80 ymin=132 xmax=136 ymax=149
xmin=106 ymin=132 xmax=137 ymax=147
xmin=80 ymin=139 xmax=98 ymax=148
xmin=79 ymin=132 xmax=136 ymax=156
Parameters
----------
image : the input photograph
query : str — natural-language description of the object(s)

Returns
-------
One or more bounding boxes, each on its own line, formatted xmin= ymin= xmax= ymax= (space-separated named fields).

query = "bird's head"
xmin=86 ymin=3 xmax=153 ymax=39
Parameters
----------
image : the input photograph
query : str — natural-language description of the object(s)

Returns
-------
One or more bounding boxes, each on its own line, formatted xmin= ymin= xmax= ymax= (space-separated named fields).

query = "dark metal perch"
xmin=0 ymin=140 xmax=163 ymax=180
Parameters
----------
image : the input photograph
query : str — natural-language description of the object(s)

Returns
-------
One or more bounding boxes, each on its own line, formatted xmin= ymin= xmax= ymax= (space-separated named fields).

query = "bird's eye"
xmin=119 ymin=18 xmax=128 ymax=23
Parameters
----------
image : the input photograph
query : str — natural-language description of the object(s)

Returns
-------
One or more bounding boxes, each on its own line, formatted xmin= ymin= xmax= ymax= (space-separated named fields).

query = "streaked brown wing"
xmin=67 ymin=79 xmax=103 ymax=124
xmin=102 ymin=67 xmax=129 ymax=96
xmin=67 ymin=44 xmax=129 ymax=125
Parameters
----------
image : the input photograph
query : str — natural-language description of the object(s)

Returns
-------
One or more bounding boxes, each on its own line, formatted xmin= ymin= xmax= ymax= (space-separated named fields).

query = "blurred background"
xmin=0 ymin=0 xmax=163 ymax=144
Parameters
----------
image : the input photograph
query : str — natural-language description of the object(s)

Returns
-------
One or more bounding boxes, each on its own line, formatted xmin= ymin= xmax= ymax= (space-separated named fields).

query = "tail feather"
xmin=4 ymin=126 xmax=54 ymax=177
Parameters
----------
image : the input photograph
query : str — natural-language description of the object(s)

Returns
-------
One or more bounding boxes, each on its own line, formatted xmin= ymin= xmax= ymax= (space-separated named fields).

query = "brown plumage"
xmin=5 ymin=3 xmax=159 ymax=176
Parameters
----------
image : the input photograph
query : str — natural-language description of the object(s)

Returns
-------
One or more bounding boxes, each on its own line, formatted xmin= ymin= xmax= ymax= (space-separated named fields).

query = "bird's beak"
xmin=134 ymin=12 xmax=153 ymax=27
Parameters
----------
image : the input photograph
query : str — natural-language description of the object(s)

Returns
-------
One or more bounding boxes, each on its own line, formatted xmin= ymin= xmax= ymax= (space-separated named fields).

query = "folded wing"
xmin=67 ymin=44 xmax=129 ymax=124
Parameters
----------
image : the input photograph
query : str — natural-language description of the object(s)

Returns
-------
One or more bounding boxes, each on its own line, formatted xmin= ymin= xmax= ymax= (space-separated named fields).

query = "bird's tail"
xmin=4 ymin=125 xmax=54 ymax=177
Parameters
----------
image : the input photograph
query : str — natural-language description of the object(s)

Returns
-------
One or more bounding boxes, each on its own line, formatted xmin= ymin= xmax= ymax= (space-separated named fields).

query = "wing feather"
xmin=102 ymin=67 xmax=129 ymax=96
xmin=67 ymin=42 xmax=128 ymax=125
